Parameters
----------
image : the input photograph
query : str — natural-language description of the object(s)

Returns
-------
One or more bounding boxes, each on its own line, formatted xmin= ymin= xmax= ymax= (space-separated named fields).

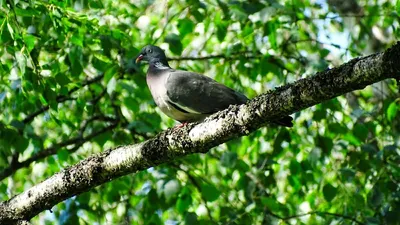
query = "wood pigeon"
xmin=135 ymin=45 xmax=293 ymax=127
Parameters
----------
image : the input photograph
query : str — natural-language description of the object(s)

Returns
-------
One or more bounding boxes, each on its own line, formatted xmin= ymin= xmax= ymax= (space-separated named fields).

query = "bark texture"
xmin=0 ymin=43 xmax=399 ymax=224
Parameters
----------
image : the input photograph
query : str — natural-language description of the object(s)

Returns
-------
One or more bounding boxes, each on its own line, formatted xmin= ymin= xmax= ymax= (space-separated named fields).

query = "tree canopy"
xmin=0 ymin=0 xmax=399 ymax=224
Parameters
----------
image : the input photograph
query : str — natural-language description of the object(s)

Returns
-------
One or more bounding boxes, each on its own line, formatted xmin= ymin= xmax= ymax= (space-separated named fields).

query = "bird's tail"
xmin=273 ymin=116 xmax=293 ymax=127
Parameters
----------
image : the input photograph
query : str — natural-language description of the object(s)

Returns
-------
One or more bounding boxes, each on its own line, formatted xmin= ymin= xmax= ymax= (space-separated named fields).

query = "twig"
xmin=168 ymin=51 xmax=256 ymax=61
xmin=23 ymin=75 xmax=104 ymax=124
xmin=0 ymin=119 xmax=118 ymax=181
xmin=271 ymin=211 xmax=366 ymax=225
xmin=169 ymin=52 xmax=294 ymax=73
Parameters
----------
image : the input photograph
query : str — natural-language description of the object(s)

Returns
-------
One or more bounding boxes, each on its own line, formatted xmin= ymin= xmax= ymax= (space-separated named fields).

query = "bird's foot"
xmin=174 ymin=122 xmax=188 ymax=129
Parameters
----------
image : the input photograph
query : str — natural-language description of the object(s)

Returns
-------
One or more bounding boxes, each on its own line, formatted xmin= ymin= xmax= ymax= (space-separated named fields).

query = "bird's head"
xmin=135 ymin=45 xmax=167 ymax=64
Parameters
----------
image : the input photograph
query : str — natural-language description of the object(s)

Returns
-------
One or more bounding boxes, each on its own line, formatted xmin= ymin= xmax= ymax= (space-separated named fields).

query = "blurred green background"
xmin=0 ymin=0 xmax=399 ymax=224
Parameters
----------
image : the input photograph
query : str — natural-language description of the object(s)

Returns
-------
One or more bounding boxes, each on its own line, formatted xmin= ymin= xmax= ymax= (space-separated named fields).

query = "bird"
xmin=135 ymin=45 xmax=293 ymax=127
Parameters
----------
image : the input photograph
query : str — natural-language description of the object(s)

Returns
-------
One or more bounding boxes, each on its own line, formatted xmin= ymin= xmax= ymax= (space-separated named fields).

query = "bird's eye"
xmin=148 ymin=49 xmax=152 ymax=53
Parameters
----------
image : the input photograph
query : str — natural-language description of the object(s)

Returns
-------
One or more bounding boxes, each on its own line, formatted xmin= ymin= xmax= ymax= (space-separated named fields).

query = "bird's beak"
xmin=135 ymin=54 xmax=144 ymax=64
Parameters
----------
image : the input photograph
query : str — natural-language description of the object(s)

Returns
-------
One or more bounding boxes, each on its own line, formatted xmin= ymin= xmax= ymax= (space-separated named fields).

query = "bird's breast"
xmin=146 ymin=73 xmax=180 ymax=119
xmin=146 ymin=74 xmax=168 ymax=109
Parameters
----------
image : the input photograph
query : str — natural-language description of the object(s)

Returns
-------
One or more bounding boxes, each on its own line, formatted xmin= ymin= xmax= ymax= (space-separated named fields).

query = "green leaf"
xmin=59 ymin=86 xmax=68 ymax=96
xmin=323 ymin=183 xmax=337 ymax=202
xmin=264 ymin=20 xmax=279 ymax=49
xmin=261 ymin=197 xmax=281 ymax=211
xmin=242 ymin=2 xmax=264 ymax=14
xmin=387 ymin=101 xmax=398 ymax=121
xmin=397 ymin=0 xmax=400 ymax=14
xmin=353 ymin=193 xmax=366 ymax=208
xmin=216 ymin=23 xmax=228 ymax=42
xmin=313 ymin=107 xmax=326 ymax=121
xmin=57 ymin=149 xmax=69 ymax=161
xmin=320 ymin=49 xmax=331 ymax=58
xmin=89 ymin=0 xmax=104 ymax=9
xmin=106 ymin=77 xmax=117 ymax=95
xmin=93 ymin=130 xmax=112 ymax=147
xmin=287 ymin=176 xmax=301 ymax=191
xmin=176 ymin=193 xmax=192 ymax=214
xmin=316 ymin=135 xmax=333 ymax=154
xmin=23 ymin=34 xmax=36 ymax=51
xmin=1 ymin=20 xmax=12 ymax=42
xmin=112 ymin=29 xmax=124 ymax=40
xmin=365 ymin=217 xmax=380 ymax=225
xmin=123 ymin=97 xmax=139 ymax=112
xmin=368 ymin=186 xmax=383 ymax=208
xmin=272 ymin=129 xmax=290 ymax=156
xmin=44 ymin=86 xmax=56 ymax=104
xmin=68 ymin=47 xmax=83 ymax=77
xmin=15 ymin=51 xmax=27 ymax=75
xmin=165 ymin=34 xmax=183 ymax=55
xmin=55 ymin=73 xmax=71 ymax=86
xmin=94 ymin=53 xmax=112 ymax=64
xmin=200 ymin=183 xmax=220 ymax=202
xmin=230 ymin=5 xmax=247 ymax=20
xmin=343 ymin=133 xmax=361 ymax=146
xmin=39 ymin=94 xmax=48 ymax=105
xmin=7 ymin=22 xmax=14 ymax=40
xmin=15 ymin=135 xmax=29 ymax=153
xmin=104 ymin=66 xmax=117 ymax=84
xmin=14 ymin=7 xmax=41 ymax=17
xmin=178 ymin=18 xmax=195 ymax=38
xmin=289 ymin=160 xmax=302 ymax=175
xmin=354 ymin=123 xmax=368 ymax=142
xmin=128 ymin=121 xmax=154 ymax=133
xmin=328 ymin=123 xmax=347 ymax=134
xmin=184 ymin=212 xmax=198 ymax=225
xmin=146 ymin=214 xmax=162 ymax=225
xmin=220 ymin=151 xmax=237 ymax=168
xmin=260 ymin=59 xmax=280 ymax=76
xmin=71 ymin=32 xmax=83 ymax=47
xmin=340 ymin=168 xmax=356 ymax=182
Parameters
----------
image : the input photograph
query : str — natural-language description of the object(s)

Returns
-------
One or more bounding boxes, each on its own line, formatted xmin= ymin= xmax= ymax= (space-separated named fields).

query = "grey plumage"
xmin=135 ymin=45 xmax=293 ymax=127
xmin=166 ymin=70 xmax=248 ymax=114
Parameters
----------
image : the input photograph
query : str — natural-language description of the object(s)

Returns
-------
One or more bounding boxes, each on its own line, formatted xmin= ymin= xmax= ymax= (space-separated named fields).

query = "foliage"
xmin=0 ymin=0 xmax=399 ymax=224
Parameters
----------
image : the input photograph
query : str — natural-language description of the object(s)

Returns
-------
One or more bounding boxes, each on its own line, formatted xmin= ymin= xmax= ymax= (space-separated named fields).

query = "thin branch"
xmin=22 ymin=74 xmax=104 ymax=124
xmin=152 ymin=6 xmax=189 ymax=44
xmin=169 ymin=52 xmax=295 ymax=73
xmin=277 ymin=211 xmax=365 ymax=225
xmin=0 ymin=118 xmax=118 ymax=181
xmin=168 ymin=51 xmax=256 ymax=61
xmin=2 ymin=86 xmax=121 ymax=181
xmin=292 ymin=38 xmax=362 ymax=56
xmin=88 ymin=88 xmax=107 ymax=105
xmin=308 ymin=13 xmax=390 ymax=21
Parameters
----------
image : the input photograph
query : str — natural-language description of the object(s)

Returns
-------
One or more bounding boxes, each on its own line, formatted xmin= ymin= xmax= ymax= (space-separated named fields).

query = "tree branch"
xmin=169 ymin=52 xmax=294 ymax=73
xmin=168 ymin=51 xmax=256 ymax=61
xmin=0 ymin=42 xmax=399 ymax=223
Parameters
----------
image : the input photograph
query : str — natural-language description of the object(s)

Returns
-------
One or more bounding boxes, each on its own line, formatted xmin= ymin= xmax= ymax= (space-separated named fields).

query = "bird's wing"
xmin=165 ymin=70 xmax=248 ymax=114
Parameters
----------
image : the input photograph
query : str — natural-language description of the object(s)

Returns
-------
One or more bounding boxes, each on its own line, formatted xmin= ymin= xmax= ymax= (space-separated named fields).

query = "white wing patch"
xmin=170 ymin=100 xmax=203 ymax=114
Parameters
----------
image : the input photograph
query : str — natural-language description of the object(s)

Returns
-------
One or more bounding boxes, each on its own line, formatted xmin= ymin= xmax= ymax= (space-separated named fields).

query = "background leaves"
xmin=0 ymin=0 xmax=399 ymax=224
